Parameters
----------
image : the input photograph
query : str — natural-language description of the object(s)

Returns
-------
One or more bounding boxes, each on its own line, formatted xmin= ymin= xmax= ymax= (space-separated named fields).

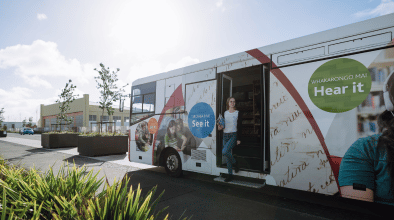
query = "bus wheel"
xmin=164 ymin=150 xmax=183 ymax=177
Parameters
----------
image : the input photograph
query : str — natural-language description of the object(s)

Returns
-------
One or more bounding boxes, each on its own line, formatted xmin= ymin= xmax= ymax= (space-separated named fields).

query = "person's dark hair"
xmin=176 ymin=118 xmax=184 ymax=133
xmin=167 ymin=120 xmax=176 ymax=139
xmin=377 ymin=110 xmax=394 ymax=189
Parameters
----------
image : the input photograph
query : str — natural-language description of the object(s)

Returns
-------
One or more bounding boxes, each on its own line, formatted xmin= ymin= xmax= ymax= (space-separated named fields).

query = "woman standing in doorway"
xmin=218 ymin=97 xmax=242 ymax=182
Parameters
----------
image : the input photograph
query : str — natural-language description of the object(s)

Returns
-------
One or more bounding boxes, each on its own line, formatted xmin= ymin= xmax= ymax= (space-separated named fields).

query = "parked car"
xmin=0 ymin=130 xmax=6 ymax=137
xmin=20 ymin=128 xmax=34 ymax=135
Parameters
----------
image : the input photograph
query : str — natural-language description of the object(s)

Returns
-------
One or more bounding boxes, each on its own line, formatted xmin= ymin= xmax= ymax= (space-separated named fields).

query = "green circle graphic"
xmin=308 ymin=58 xmax=371 ymax=113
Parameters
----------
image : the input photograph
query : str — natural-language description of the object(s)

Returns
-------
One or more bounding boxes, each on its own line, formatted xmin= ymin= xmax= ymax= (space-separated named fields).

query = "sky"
xmin=1 ymin=0 xmax=394 ymax=123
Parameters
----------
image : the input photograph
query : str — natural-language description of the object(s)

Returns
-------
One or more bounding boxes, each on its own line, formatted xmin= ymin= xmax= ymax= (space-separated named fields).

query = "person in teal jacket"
xmin=339 ymin=110 xmax=394 ymax=205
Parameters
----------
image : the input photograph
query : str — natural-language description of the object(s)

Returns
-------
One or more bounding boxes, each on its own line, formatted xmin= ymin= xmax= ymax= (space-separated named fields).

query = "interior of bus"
xmin=217 ymin=65 xmax=269 ymax=173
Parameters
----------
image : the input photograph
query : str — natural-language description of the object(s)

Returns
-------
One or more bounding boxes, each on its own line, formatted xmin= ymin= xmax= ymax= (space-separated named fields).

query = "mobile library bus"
xmin=129 ymin=13 xmax=394 ymax=204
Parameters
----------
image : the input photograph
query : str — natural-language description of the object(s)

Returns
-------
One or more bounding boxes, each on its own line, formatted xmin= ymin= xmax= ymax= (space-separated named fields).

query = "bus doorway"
xmin=217 ymin=64 xmax=269 ymax=173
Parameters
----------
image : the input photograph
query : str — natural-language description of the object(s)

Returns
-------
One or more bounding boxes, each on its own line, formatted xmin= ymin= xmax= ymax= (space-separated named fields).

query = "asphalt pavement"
xmin=0 ymin=133 xmax=388 ymax=220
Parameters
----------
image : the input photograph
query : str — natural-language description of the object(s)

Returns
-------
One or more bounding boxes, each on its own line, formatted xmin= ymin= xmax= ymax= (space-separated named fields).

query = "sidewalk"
xmin=0 ymin=136 xmax=387 ymax=219
xmin=0 ymin=138 xmax=336 ymax=220
xmin=0 ymin=136 xmax=158 ymax=193
xmin=2 ymin=136 xmax=154 ymax=168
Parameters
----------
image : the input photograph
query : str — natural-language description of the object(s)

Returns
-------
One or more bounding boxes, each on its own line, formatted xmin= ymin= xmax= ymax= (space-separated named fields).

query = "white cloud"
xmin=108 ymin=1 xmax=181 ymax=61
xmin=20 ymin=75 xmax=52 ymax=89
xmin=0 ymin=40 xmax=100 ymax=122
xmin=37 ymin=13 xmax=47 ymax=20
xmin=164 ymin=56 xmax=200 ymax=72
xmin=52 ymin=86 xmax=84 ymax=101
xmin=126 ymin=56 xmax=200 ymax=85
xmin=354 ymin=0 xmax=394 ymax=17
xmin=0 ymin=87 xmax=52 ymax=122
xmin=216 ymin=0 xmax=226 ymax=12
xmin=0 ymin=84 xmax=93 ymax=123
xmin=127 ymin=61 xmax=164 ymax=84
xmin=0 ymin=40 xmax=96 ymax=86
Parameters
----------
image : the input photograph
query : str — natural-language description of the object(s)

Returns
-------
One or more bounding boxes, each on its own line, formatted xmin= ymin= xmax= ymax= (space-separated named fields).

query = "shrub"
xmin=78 ymin=132 xmax=127 ymax=137
xmin=33 ymin=130 xmax=43 ymax=134
xmin=0 ymin=108 xmax=4 ymax=129
xmin=0 ymin=158 xmax=176 ymax=219
xmin=94 ymin=63 xmax=128 ymax=133
xmin=55 ymin=80 xmax=79 ymax=132
xmin=44 ymin=131 xmax=78 ymax=135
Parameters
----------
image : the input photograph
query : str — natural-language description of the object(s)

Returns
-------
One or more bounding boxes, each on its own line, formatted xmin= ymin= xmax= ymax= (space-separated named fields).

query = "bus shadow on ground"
xmin=124 ymin=169 xmax=199 ymax=220
xmin=26 ymin=148 xmax=48 ymax=154
xmin=63 ymin=155 xmax=105 ymax=167
xmin=90 ymin=153 xmax=128 ymax=162
xmin=46 ymin=147 xmax=77 ymax=152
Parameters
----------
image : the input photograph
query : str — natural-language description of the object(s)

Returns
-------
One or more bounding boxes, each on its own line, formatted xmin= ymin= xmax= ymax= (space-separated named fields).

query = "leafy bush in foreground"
xmin=0 ymin=159 xmax=172 ymax=219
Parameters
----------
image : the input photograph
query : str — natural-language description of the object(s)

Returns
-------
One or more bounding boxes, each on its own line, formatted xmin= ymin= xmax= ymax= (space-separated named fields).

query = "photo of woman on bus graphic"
xmin=175 ymin=118 xmax=197 ymax=155
xmin=164 ymin=120 xmax=187 ymax=151
xmin=153 ymin=115 xmax=201 ymax=166
xmin=217 ymin=97 xmax=243 ymax=182
xmin=135 ymin=121 xmax=152 ymax=152
xmin=164 ymin=118 xmax=198 ymax=153
xmin=339 ymin=70 xmax=394 ymax=206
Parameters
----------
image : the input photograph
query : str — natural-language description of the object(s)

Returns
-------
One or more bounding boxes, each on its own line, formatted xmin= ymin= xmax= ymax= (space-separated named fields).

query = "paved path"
xmin=0 ymin=134 xmax=154 ymax=193
xmin=0 ymin=135 xmax=387 ymax=219
xmin=2 ymin=135 xmax=154 ymax=169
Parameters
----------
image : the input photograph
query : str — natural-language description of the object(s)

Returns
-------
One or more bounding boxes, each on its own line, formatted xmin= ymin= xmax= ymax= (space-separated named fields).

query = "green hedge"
xmin=0 ymin=158 xmax=188 ymax=220
xmin=41 ymin=131 xmax=127 ymax=137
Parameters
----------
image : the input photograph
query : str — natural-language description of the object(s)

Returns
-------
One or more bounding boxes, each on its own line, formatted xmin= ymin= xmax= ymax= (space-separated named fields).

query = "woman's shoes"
xmin=224 ymin=175 xmax=233 ymax=182
xmin=233 ymin=162 xmax=239 ymax=173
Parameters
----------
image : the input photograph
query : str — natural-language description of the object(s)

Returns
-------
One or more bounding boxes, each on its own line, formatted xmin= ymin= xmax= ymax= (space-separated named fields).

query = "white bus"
xmin=129 ymin=13 xmax=394 ymax=204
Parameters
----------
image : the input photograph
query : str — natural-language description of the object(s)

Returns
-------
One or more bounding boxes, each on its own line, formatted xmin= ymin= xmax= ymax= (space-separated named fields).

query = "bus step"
xmin=214 ymin=175 xmax=266 ymax=189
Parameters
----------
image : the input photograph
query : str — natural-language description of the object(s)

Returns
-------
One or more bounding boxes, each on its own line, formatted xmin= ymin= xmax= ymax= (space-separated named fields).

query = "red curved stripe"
xmin=152 ymin=84 xmax=185 ymax=164
xmin=246 ymin=49 xmax=341 ymax=193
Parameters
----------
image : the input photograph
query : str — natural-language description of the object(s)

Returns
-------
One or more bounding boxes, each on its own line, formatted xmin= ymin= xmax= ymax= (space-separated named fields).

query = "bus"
xmin=128 ymin=12 xmax=394 ymax=204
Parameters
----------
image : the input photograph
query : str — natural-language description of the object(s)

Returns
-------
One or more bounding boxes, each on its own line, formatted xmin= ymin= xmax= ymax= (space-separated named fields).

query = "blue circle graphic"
xmin=188 ymin=102 xmax=215 ymax=138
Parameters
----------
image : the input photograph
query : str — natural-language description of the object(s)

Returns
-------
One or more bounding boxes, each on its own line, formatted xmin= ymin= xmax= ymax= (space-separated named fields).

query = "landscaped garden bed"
xmin=0 ymin=157 xmax=169 ymax=219
xmin=78 ymin=132 xmax=128 ymax=157
xmin=41 ymin=132 xmax=78 ymax=148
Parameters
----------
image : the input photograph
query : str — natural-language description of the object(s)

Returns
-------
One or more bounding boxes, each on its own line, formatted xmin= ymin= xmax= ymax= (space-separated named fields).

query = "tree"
xmin=26 ymin=117 xmax=33 ymax=128
xmin=94 ymin=63 xmax=128 ymax=133
xmin=22 ymin=119 xmax=26 ymax=127
xmin=0 ymin=108 xmax=4 ymax=128
xmin=56 ymin=80 xmax=79 ymax=131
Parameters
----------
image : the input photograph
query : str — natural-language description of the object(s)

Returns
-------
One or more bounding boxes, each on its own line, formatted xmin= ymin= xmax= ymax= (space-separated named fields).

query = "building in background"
xmin=39 ymin=94 xmax=130 ymax=132
xmin=1 ymin=121 xmax=37 ymax=131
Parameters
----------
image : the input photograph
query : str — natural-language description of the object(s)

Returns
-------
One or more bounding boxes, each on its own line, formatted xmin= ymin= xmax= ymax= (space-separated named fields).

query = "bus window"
xmin=143 ymin=94 xmax=155 ymax=112
xmin=131 ymin=82 xmax=156 ymax=114
xmin=132 ymin=96 xmax=143 ymax=113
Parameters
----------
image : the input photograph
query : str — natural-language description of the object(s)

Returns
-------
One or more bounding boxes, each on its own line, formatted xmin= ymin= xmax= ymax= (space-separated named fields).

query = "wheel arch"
xmin=159 ymin=147 xmax=179 ymax=167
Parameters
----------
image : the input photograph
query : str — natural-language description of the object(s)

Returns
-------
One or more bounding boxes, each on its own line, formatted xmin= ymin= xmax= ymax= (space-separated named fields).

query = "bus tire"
xmin=164 ymin=150 xmax=183 ymax=178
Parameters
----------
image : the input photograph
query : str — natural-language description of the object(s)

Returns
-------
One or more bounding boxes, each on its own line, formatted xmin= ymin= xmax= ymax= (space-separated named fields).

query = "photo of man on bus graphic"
xmin=135 ymin=121 xmax=152 ymax=152
xmin=153 ymin=113 xmax=202 ymax=165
